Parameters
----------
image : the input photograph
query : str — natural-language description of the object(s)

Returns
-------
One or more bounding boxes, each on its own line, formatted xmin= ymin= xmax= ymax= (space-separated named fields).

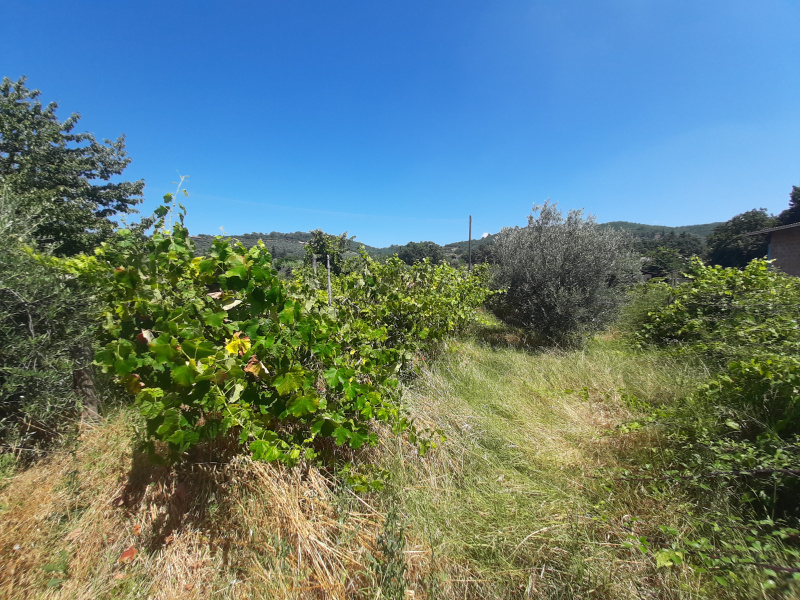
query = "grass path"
xmin=385 ymin=327 xmax=712 ymax=598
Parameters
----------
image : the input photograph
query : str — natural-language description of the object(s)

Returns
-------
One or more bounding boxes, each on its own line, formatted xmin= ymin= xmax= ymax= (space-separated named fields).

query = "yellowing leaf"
xmin=225 ymin=332 xmax=251 ymax=356
xmin=273 ymin=370 xmax=305 ymax=396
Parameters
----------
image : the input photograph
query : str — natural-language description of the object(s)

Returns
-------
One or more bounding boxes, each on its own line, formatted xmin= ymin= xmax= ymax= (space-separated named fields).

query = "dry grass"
xmin=0 ymin=325 xmax=729 ymax=599
xmin=0 ymin=412 xmax=392 ymax=599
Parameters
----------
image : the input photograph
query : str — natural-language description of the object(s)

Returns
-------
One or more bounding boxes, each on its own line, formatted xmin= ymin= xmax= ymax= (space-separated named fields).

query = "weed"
xmin=41 ymin=549 xmax=69 ymax=589
xmin=371 ymin=503 xmax=408 ymax=599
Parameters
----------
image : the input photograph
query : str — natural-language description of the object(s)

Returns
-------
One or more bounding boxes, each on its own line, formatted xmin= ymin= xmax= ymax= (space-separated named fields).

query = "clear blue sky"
xmin=3 ymin=1 xmax=799 ymax=246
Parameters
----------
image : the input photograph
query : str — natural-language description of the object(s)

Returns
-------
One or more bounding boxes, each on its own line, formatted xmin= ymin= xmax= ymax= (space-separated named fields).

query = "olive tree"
xmin=0 ymin=189 xmax=98 ymax=448
xmin=491 ymin=201 xmax=639 ymax=346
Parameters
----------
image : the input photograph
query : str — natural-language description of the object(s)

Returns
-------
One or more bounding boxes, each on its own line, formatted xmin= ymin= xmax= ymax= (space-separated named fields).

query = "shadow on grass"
xmin=115 ymin=430 xmax=370 ymax=560
xmin=117 ymin=434 xmax=245 ymax=555
xmin=469 ymin=319 xmax=548 ymax=352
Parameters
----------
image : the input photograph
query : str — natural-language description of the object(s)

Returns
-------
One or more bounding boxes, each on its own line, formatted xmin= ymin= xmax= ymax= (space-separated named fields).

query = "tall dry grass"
xmin=0 ymin=411 xmax=389 ymax=599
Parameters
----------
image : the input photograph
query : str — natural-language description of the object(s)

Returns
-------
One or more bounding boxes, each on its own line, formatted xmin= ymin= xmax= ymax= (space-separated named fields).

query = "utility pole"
xmin=468 ymin=215 xmax=473 ymax=271
xmin=326 ymin=254 xmax=332 ymax=307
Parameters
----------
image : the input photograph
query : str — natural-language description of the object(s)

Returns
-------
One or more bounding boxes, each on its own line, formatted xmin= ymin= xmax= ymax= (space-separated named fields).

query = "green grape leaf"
xmin=333 ymin=426 xmax=351 ymax=445
xmin=201 ymin=309 xmax=227 ymax=327
xmin=273 ymin=370 xmax=305 ymax=396
xmin=286 ymin=394 xmax=318 ymax=417
xmin=250 ymin=440 xmax=281 ymax=461
xmin=172 ymin=365 xmax=196 ymax=386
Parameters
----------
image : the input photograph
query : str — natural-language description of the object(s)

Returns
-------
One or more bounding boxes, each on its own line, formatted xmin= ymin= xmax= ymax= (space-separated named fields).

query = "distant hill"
xmin=192 ymin=231 xmax=310 ymax=259
xmin=190 ymin=230 xmax=497 ymax=263
xmin=191 ymin=231 xmax=382 ymax=260
xmin=190 ymin=219 xmax=722 ymax=262
xmin=598 ymin=221 xmax=722 ymax=239
xmin=442 ymin=233 xmax=497 ymax=253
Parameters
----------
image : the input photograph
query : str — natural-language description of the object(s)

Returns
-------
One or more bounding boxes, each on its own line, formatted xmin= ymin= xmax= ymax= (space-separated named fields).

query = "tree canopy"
xmin=778 ymin=185 xmax=800 ymax=226
xmin=706 ymin=208 xmax=777 ymax=268
xmin=491 ymin=201 xmax=639 ymax=346
xmin=303 ymin=229 xmax=354 ymax=275
xmin=0 ymin=76 xmax=144 ymax=255
xmin=397 ymin=240 xmax=444 ymax=265
xmin=631 ymin=230 xmax=705 ymax=258
xmin=642 ymin=246 xmax=687 ymax=281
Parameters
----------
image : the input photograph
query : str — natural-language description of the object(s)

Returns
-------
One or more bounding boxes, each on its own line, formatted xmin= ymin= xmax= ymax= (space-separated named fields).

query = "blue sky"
xmin=3 ymin=1 xmax=799 ymax=246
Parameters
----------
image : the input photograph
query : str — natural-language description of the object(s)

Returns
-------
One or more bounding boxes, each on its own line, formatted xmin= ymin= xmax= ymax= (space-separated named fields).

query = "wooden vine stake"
xmin=326 ymin=253 xmax=332 ymax=306
xmin=468 ymin=214 xmax=473 ymax=271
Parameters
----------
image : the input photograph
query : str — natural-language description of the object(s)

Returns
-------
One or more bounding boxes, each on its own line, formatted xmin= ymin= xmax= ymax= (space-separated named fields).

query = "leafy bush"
xmin=699 ymin=355 xmax=800 ymax=439
xmin=491 ymin=201 xmax=639 ymax=346
xmin=629 ymin=258 xmax=800 ymax=580
xmin=303 ymin=229 xmax=354 ymax=275
xmin=329 ymin=253 xmax=493 ymax=360
xmin=636 ymin=258 xmax=800 ymax=362
xmin=616 ymin=281 xmax=674 ymax=336
xmin=635 ymin=257 xmax=800 ymax=456
xmin=92 ymin=201 xmax=492 ymax=463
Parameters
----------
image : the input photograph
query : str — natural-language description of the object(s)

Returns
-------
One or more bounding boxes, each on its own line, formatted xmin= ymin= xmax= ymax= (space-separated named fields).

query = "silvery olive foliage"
xmin=0 ymin=189 xmax=97 ymax=447
xmin=492 ymin=201 xmax=639 ymax=346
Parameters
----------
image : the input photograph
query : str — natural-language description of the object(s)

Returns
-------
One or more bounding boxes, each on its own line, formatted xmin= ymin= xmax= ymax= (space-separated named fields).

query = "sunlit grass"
xmin=380 ymin=321 xmax=719 ymax=598
xmin=1 ymin=318 xmax=773 ymax=599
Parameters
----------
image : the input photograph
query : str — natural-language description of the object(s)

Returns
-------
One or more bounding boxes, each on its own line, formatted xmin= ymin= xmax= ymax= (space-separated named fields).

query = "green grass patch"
xmin=380 ymin=319 xmax=777 ymax=598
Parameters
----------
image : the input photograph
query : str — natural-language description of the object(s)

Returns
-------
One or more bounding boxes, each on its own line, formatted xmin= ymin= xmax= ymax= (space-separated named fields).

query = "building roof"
xmin=742 ymin=221 xmax=800 ymax=236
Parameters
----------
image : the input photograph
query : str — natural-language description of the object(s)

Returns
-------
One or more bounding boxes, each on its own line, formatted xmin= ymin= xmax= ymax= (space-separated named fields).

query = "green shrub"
xmin=491 ymin=201 xmax=640 ymax=346
xmin=634 ymin=257 xmax=800 ymax=462
xmin=616 ymin=280 xmax=674 ymax=336
xmin=330 ymin=254 xmax=493 ymax=360
xmin=636 ymin=258 xmax=800 ymax=362
xmin=0 ymin=209 xmax=97 ymax=448
xmin=628 ymin=258 xmax=800 ymax=579
xmin=92 ymin=201 xmax=492 ymax=463
xmin=303 ymin=229 xmax=353 ymax=275
xmin=701 ymin=355 xmax=800 ymax=439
